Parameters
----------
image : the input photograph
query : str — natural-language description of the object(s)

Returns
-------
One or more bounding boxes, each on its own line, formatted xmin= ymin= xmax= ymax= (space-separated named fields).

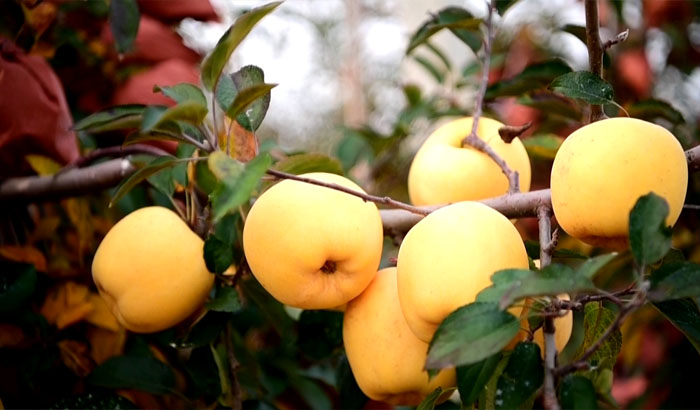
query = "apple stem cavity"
xmin=320 ymin=260 xmax=337 ymax=274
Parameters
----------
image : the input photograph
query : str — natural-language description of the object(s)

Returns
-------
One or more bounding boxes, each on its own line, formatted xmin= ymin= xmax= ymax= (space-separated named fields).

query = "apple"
xmin=551 ymin=117 xmax=687 ymax=248
xmin=242 ymin=172 xmax=383 ymax=309
xmin=408 ymin=116 xmax=532 ymax=206
xmin=397 ymin=201 xmax=529 ymax=343
xmin=92 ymin=206 xmax=214 ymax=333
xmin=343 ymin=267 xmax=456 ymax=405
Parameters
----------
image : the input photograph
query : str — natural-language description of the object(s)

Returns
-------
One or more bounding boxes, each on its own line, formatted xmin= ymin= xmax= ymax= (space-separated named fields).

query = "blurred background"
xmin=1 ymin=0 xmax=700 ymax=408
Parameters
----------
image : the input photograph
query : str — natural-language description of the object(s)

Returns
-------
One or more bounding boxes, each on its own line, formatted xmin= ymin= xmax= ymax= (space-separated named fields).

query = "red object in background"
xmin=616 ymin=49 xmax=652 ymax=98
xmin=101 ymin=15 xmax=201 ymax=65
xmin=137 ymin=0 xmax=218 ymax=23
xmin=112 ymin=59 xmax=200 ymax=106
xmin=643 ymin=0 xmax=693 ymax=27
xmin=0 ymin=38 xmax=79 ymax=178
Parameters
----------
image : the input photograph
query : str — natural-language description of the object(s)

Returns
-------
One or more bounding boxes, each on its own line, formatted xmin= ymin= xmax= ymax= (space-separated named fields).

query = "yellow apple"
xmin=408 ymin=116 xmax=532 ymax=206
xmin=551 ymin=117 xmax=687 ymax=248
xmin=397 ymin=201 xmax=529 ymax=343
xmin=531 ymin=296 xmax=573 ymax=354
xmin=242 ymin=172 xmax=383 ymax=309
xmin=343 ymin=267 xmax=456 ymax=405
xmin=92 ymin=206 xmax=214 ymax=333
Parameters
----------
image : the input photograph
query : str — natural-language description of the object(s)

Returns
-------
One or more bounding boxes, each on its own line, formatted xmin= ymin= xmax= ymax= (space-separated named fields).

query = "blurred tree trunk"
xmin=341 ymin=0 xmax=367 ymax=127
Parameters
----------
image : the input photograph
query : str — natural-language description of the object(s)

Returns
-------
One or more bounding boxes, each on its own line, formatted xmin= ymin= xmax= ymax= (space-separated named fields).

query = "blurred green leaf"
xmin=291 ymin=377 xmax=332 ymax=410
xmin=426 ymin=302 xmax=520 ymax=369
xmin=456 ymin=352 xmax=502 ymax=406
xmin=204 ymin=236 xmax=234 ymax=274
xmin=273 ymin=153 xmax=343 ymax=176
xmin=629 ymin=193 xmax=672 ymax=266
xmin=417 ymin=387 xmax=453 ymax=410
xmin=407 ymin=7 xmax=482 ymax=54
xmin=649 ymin=262 xmax=700 ymax=301
xmin=522 ymin=134 xmax=564 ymax=160
xmin=207 ymin=287 xmax=242 ymax=313
xmin=575 ymin=303 xmax=621 ymax=370
xmin=110 ymin=156 xmax=178 ymax=207
xmin=517 ymin=93 xmax=582 ymax=120
xmin=196 ymin=160 xmax=218 ymax=195
xmin=211 ymin=153 xmax=272 ymax=221
xmin=550 ymin=71 xmax=614 ymax=105
xmin=424 ymin=41 xmax=452 ymax=71
xmin=87 ymin=356 xmax=176 ymax=394
xmin=577 ymin=253 xmax=618 ymax=279
xmin=412 ymin=55 xmax=445 ymax=83
xmin=336 ymin=355 xmax=369 ymax=409
xmin=208 ymin=151 xmax=245 ymax=181
xmin=0 ymin=263 xmax=37 ymax=314
xmin=476 ymin=265 xmax=595 ymax=310
xmin=141 ymin=102 xmax=208 ymax=132
xmin=653 ymin=298 xmax=700 ymax=353
xmin=485 ymin=59 xmax=572 ymax=99
xmin=495 ymin=342 xmax=543 ymax=409
xmin=201 ymin=2 xmax=282 ymax=90
xmin=495 ymin=0 xmax=518 ymax=14
xmin=297 ymin=310 xmax=343 ymax=360
xmin=109 ymin=0 xmax=139 ymax=54
xmin=154 ymin=83 xmax=207 ymax=106
xmin=146 ymin=166 xmax=175 ymax=198
xmin=183 ymin=347 xmax=222 ymax=400
xmin=559 ymin=375 xmax=598 ymax=410
xmin=73 ymin=105 xmax=145 ymax=131
xmin=627 ymin=99 xmax=685 ymax=124
xmin=177 ymin=311 xmax=230 ymax=348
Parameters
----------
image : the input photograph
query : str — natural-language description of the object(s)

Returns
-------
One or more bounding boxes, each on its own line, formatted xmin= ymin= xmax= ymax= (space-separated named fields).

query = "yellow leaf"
xmin=85 ymin=293 xmax=121 ymax=332
xmin=0 ymin=245 xmax=47 ymax=271
xmin=56 ymin=302 xmax=95 ymax=329
xmin=25 ymin=154 xmax=61 ymax=176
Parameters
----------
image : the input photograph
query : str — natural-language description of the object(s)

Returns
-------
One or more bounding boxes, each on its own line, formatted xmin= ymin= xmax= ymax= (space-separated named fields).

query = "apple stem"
xmin=585 ymin=0 xmax=607 ymax=123
xmin=460 ymin=1 xmax=521 ymax=194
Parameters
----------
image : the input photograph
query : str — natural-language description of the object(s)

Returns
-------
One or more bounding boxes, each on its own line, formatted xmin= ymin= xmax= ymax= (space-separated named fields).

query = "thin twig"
xmin=537 ymin=204 xmax=560 ymax=410
xmin=224 ymin=322 xmax=243 ymax=410
xmin=460 ymin=0 xmax=520 ymax=194
xmin=265 ymin=169 xmax=430 ymax=216
xmin=603 ymin=29 xmax=630 ymax=50
xmin=555 ymin=285 xmax=637 ymax=310
xmin=585 ymin=0 xmax=606 ymax=122
xmin=67 ymin=145 xmax=171 ymax=169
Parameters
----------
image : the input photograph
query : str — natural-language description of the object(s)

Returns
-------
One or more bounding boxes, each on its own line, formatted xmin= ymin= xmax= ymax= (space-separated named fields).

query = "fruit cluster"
xmin=90 ymin=115 xmax=687 ymax=405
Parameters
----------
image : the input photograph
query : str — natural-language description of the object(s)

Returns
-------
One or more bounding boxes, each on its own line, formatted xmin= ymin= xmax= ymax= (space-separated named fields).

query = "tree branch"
xmin=266 ymin=169 xmax=429 ymax=216
xmin=585 ymin=0 xmax=606 ymax=122
xmin=537 ymin=204 xmax=561 ymax=410
xmin=460 ymin=0 xmax=520 ymax=194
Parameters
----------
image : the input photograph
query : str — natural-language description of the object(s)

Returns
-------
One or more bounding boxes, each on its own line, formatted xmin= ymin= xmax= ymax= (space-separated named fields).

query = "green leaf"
xmin=0 ymin=263 xmax=37 ymax=314
xmin=495 ymin=342 xmax=544 ymax=409
xmin=211 ymin=153 xmax=272 ymax=221
xmin=203 ymin=236 xmax=234 ymax=274
xmin=232 ymin=66 xmax=272 ymax=131
xmin=426 ymin=302 xmax=520 ymax=369
xmin=456 ymin=353 xmax=502 ymax=406
xmin=550 ymin=71 xmax=615 ymax=105
xmin=73 ymin=105 xmax=145 ymax=131
xmin=407 ymin=7 xmax=482 ymax=54
xmin=207 ymin=151 xmax=245 ymax=182
xmin=412 ymin=55 xmax=445 ymax=84
xmin=225 ymin=83 xmax=277 ymax=121
xmin=297 ymin=310 xmax=344 ymax=360
xmin=196 ymin=160 xmax=218 ymax=195
xmin=478 ymin=353 xmax=511 ymax=410
xmin=177 ymin=311 xmax=230 ymax=348
xmin=273 ymin=153 xmax=343 ymax=176
xmin=649 ymin=262 xmax=700 ymax=301
xmin=417 ymin=387 xmax=453 ymax=410
xmin=87 ymin=356 xmax=176 ymax=395
xmin=577 ymin=253 xmax=618 ymax=279
xmin=200 ymin=2 xmax=283 ymax=90
xmin=141 ymin=101 xmax=208 ymax=132
xmin=559 ymin=375 xmax=598 ymax=410
xmin=146 ymin=166 xmax=175 ymax=198
xmin=653 ymin=298 xmax=700 ymax=354
xmin=109 ymin=0 xmax=139 ymax=54
xmin=336 ymin=355 xmax=369 ymax=409
xmin=206 ymin=286 xmax=241 ymax=313
xmin=110 ymin=156 xmax=179 ymax=206
xmin=522 ymin=134 xmax=564 ymax=160
xmin=477 ymin=265 xmax=596 ymax=310
xmin=485 ymin=59 xmax=572 ymax=99
xmin=495 ymin=0 xmax=518 ymax=14
xmin=629 ymin=193 xmax=672 ymax=266
xmin=627 ymin=99 xmax=685 ymax=124
xmin=575 ymin=303 xmax=622 ymax=369
xmin=154 ymin=83 xmax=207 ymax=106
